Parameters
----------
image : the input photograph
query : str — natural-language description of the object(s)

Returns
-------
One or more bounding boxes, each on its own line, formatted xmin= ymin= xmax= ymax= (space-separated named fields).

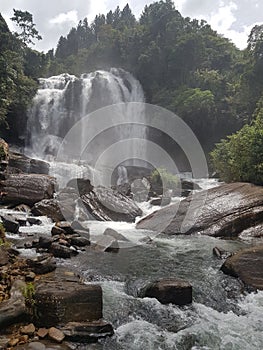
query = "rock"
xmin=0 ymin=279 xmax=28 ymax=329
xmin=62 ymin=320 xmax=114 ymax=343
xmin=103 ymin=227 xmax=128 ymax=241
xmin=82 ymin=185 xmax=142 ymax=222
xmin=19 ymin=334 xmax=29 ymax=344
xmin=28 ymin=341 xmax=46 ymax=350
xmin=1 ymin=214 xmax=19 ymax=233
xmin=50 ymin=243 xmax=77 ymax=259
xmin=55 ymin=221 xmax=74 ymax=234
xmin=0 ymin=247 xmax=9 ymax=266
xmin=150 ymin=197 xmax=171 ymax=206
xmin=221 ymin=245 xmax=263 ymax=290
xmin=137 ymin=182 xmax=263 ymax=237
xmin=8 ymin=151 xmax=50 ymax=175
xmin=34 ymin=271 xmax=103 ymax=327
xmin=0 ymin=174 xmax=56 ymax=206
xmin=37 ymin=328 xmax=49 ymax=339
xmin=27 ymin=217 xmax=42 ymax=225
xmin=38 ymin=236 xmax=52 ymax=249
xmin=213 ymin=247 xmax=232 ymax=260
xmin=48 ymin=327 xmax=65 ymax=343
xmin=20 ymin=323 xmax=36 ymax=335
xmin=181 ymin=179 xmax=201 ymax=191
xmin=94 ymin=235 xmax=119 ymax=253
xmin=66 ymin=178 xmax=93 ymax=196
xmin=14 ymin=204 xmax=31 ymax=213
xmin=51 ymin=225 xmax=66 ymax=236
xmin=26 ymin=255 xmax=56 ymax=275
xmin=32 ymin=198 xmax=75 ymax=222
xmin=8 ymin=338 xmax=20 ymax=347
xmin=25 ymin=271 xmax=36 ymax=282
xmin=70 ymin=220 xmax=88 ymax=232
xmin=70 ymin=235 xmax=90 ymax=247
xmin=141 ymin=278 xmax=192 ymax=306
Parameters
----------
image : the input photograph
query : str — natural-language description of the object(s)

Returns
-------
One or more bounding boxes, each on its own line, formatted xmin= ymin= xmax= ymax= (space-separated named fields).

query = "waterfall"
xmin=27 ymin=68 xmax=145 ymax=159
xmin=27 ymin=68 xmax=145 ymax=187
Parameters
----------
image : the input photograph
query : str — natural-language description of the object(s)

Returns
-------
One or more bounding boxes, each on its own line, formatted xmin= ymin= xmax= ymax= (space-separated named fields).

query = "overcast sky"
xmin=1 ymin=0 xmax=262 ymax=52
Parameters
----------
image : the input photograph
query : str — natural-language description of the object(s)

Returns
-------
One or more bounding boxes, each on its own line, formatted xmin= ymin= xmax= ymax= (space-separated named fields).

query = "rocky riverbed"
xmin=0 ymin=139 xmax=263 ymax=349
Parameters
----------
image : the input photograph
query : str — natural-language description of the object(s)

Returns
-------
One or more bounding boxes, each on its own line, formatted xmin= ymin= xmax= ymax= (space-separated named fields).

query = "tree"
xmin=11 ymin=9 xmax=42 ymax=45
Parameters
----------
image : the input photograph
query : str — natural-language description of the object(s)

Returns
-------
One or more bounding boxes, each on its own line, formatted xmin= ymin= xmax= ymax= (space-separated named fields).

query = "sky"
xmin=1 ymin=0 xmax=263 ymax=52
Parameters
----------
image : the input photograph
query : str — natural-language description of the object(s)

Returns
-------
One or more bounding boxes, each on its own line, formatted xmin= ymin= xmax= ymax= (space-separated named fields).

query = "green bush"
xmin=210 ymin=107 xmax=263 ymax=185
xmin=150 ymin=168 xmax=179 ymax=190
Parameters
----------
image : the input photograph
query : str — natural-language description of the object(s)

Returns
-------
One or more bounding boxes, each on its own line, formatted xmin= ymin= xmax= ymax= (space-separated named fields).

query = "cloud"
xmin=49 ymin=10 xmax=78 ymax=26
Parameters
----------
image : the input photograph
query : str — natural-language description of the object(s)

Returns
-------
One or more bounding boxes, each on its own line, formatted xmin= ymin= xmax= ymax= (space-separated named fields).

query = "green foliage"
xmin=11 ymin=9 xmax=42 ymax=45
xmin=210 ymin=105 xmax=263 ymax=185
xmin=151 ymin=167 xmax=179 ymax=189
xmin=22 ymin=282 xmax=35 ymax=309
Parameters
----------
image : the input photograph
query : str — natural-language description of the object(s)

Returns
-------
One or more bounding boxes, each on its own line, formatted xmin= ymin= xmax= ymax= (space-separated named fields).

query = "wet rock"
xmin=27 ymin=217 xmax=42 ymax=226
xmin=50 ymin=243 xmax=77 ymax=259
xmin=150 ymin=197 xmax=171 ymax=206
xmin=14 ymin=204 xmax=31 ymax=213
xmin=103 ymin=227 xmax=128 ymax=241
xmin=48 ymin=327 xmax=65 ymax=343
xmin=221 ymin=245 xmax=263 ymax=290
xmin=8 ymin=338 xmax=20 ymax=347
xmin=70 ymin=220 xmax=88 ymax=232
xmin=8 ymin=151 xmax=50 ymax=175
xmin=32 ymin=198 xmax=75 ymax=222
xmin=66 ymin=178 xmax=93 ymax=196
xmin=181 ymin=179 xmax=201 ymax=191
xmin=0 ymin=174 xmax=56 ymax=206
xmin=20 ymin=323 xmax=36 ymax=335
xmin=62 ymin=320 xmax=114 ymax=343
xmin=1 ymin=214 xmax=19 ymax=233
xmin=34 ymin=271 xmax=103 ymax=327
xmin=94 ymin=235 xmax=119 ymax=253
xmin=51 ymin=225 xmax=66 ymax=236
xmin=37 ymin=328 xmax=49 ymax=339
xmin=0 ymin=247 xmax=9 ymax=266
xmin=82 ymin=185 xmax=142 ymax=222
xmin=137 ymin=182 xmax=263 ymax=237
xmin=25 ymin=271 xmax=36 ymax=282
xmin=19 ymin=334 xmax=29 ymax=344
xmin=28 ymin=341 xmax=46 ymax=350
xmin=26 ymin=255 xmax=56 ymax=275
xmin=38 ymin=236 xmax=52 ymax=249
xmin=140 ymin=278 xmax=192 ymax=306
xmin=213 ymin=247 xmax=232 ymax=260
xmin=70 ymin=235 xmax=90 ymax=247
xmin=0 ymin=279 xmax=28 ymax=329
xmin=55 ymin=221 xmax=74 ymax=234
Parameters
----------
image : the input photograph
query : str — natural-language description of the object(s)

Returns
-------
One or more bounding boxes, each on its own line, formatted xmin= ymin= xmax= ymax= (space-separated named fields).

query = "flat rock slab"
xmin=221 ymin=245 xmax=263 ymax=290
xmin=137 ymin=182 xmax=263 ymax=237
xmin=34 ymin=269 xmax=103 ymax=327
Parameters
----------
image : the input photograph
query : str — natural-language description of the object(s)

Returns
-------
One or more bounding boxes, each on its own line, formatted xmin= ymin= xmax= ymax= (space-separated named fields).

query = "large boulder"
xmin=34 ymin=270 xmax=103 ymax=327
xmin=81 ymin=185 xmax=142 ymax=222
xmin=31 ymin=198 xmax=75 ymax=222
xmin=8 ymin=152 xmax=49 ymax=175
xmin=221 ymin=245 xmax=263 ymax=290
xmin=141 ymin=278 xmax=192 ymax=306
xmin=0 ymin=174 xmax=56 ymax=206
xmin=137 ymin=182 xmax=263 ymax=237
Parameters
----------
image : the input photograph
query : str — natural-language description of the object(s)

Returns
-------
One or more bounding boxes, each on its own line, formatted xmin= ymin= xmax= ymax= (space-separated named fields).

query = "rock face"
xmin=0 ymin=174 xmax=56 ymax=206
xmin=221 ymin=245 xmax=263 ymax=290
xmin=82 ymin=185 xmax=142 ymax=222
xmin=32 ymin=198 xmax=75 ymax=222
xmin=140 ymin=278 xmax=192 ymax=306
xmin=8 ymin=152 xmax=49 ymax=175
xmin=34 ymin=270 xmax=103 ymax=327
xmin=137 ymin=182 xmax=263 ymax=237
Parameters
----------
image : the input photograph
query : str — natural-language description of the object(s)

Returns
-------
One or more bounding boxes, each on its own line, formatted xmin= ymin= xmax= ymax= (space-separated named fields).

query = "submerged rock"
xmin=140 ymin=278 xmax=192 ymax=306
xmin=221 ymin=245 xmax=263 ymax=290
xmin=1 ymin=214 xmax=19 ymax=233
xmin=103 ymin=227 xmax=128 ymax=241
xmin=82 ymin=185 xmax=142 ymax=222
xmin=0 ymin=174 xmax=56 ymax=206
xmin=137 ymin=182 xmax=263 ymax=237
xmin=94 ymin=235 xmax=119 ymax=253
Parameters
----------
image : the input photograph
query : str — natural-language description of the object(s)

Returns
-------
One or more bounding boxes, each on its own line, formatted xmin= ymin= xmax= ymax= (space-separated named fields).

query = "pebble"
xmin=48 ymin=327 xmax=65 ymax=343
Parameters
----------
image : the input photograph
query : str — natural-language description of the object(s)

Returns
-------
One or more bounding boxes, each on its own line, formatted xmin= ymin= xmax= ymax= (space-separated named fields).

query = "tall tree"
xmin=11 ymin=9 xmax=42 ymax=45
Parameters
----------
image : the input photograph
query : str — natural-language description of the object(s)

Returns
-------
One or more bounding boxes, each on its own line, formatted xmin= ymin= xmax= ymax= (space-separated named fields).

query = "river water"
xmin=3 ymin=179 xmax=263 ymax=350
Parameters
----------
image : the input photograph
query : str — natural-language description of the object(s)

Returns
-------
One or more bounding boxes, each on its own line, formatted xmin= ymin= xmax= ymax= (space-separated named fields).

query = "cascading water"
xmin=27 ymin=68 xmax=145 ymax=187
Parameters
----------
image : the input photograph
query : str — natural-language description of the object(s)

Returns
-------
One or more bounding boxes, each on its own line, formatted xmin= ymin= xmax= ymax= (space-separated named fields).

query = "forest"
xmin=0 ymin=0 xmax=263 ymax=184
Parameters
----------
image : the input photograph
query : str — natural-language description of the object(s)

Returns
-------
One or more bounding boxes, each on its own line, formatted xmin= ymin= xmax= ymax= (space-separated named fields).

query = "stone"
xmin=27 ymin=217 xmax=42 ymax=226
xmin=25 ymin=271 xmax=36 ymax=282
xmin=221 ymin=245 xmax=263 ymax=290
xmin=8 ymin=338 xmax=20 ymax=347
xmin=94 ymin=235 xmax=119 ymax=253
xmin=66 ymin=178 xmax=93 ymax=196
xmin=34 ymin=271 xmax=103 ymax=327
xmin=36 ymin=328 xmax=49 ymax=339
xmin=0 ymin=279 xmax=28 ymax=329
xmin=48 ymin=327 xmax=65 ymax=343
xmin=70 ymin=220 xmax=89 ymax=232
xmin=82 ymin=185 xmax=142 ymax=222
xmin=0 ymin=247 xmax=9 ymax=266
xmin=213 ymin=247 xmax=232 ymax=260
xmin=70 ymin=235 xmax=90 ymax=247
xmin=32 ymin=198 xmax=75 ymax=222
xmin=140 ymin=278 xmax=192 ymax=306
xmin=0 ymin=174 xmax=56 ymax=206
xmin=19 ymin=334 xmax=29 ymax=344
xmin=50 ymin=243 xmax=75 ymax=259
xmin=26 ymin=255 xmax=56 ymax=275
xmin=20 ymin=323 xmax=36 ymax=335
xmin=103 ymin=227 xmax=128 ymax=241
xmin=1 ymin=214 xmax=19 ymax=233
xmin=14 ymin=204 xmax=31 ymax=213
xmin=62 ymin=320 xmax=114 ymax=343
xmin=38 ymin=236 xmax=52 ymax=249
xmin=28 ymin=341 xmax=46 ymax=350
xmin=51 ymin=225 xmax=66 ymax=236
xmin=8 ymin=151 xmax=50 ymax=175
xmin=55 ymin=221 xmax=74 ymax=234
xmin=150 ymin=197 xmax=171 ymax=206
xmin=137 ymin=182 xmax=263 ymax=237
